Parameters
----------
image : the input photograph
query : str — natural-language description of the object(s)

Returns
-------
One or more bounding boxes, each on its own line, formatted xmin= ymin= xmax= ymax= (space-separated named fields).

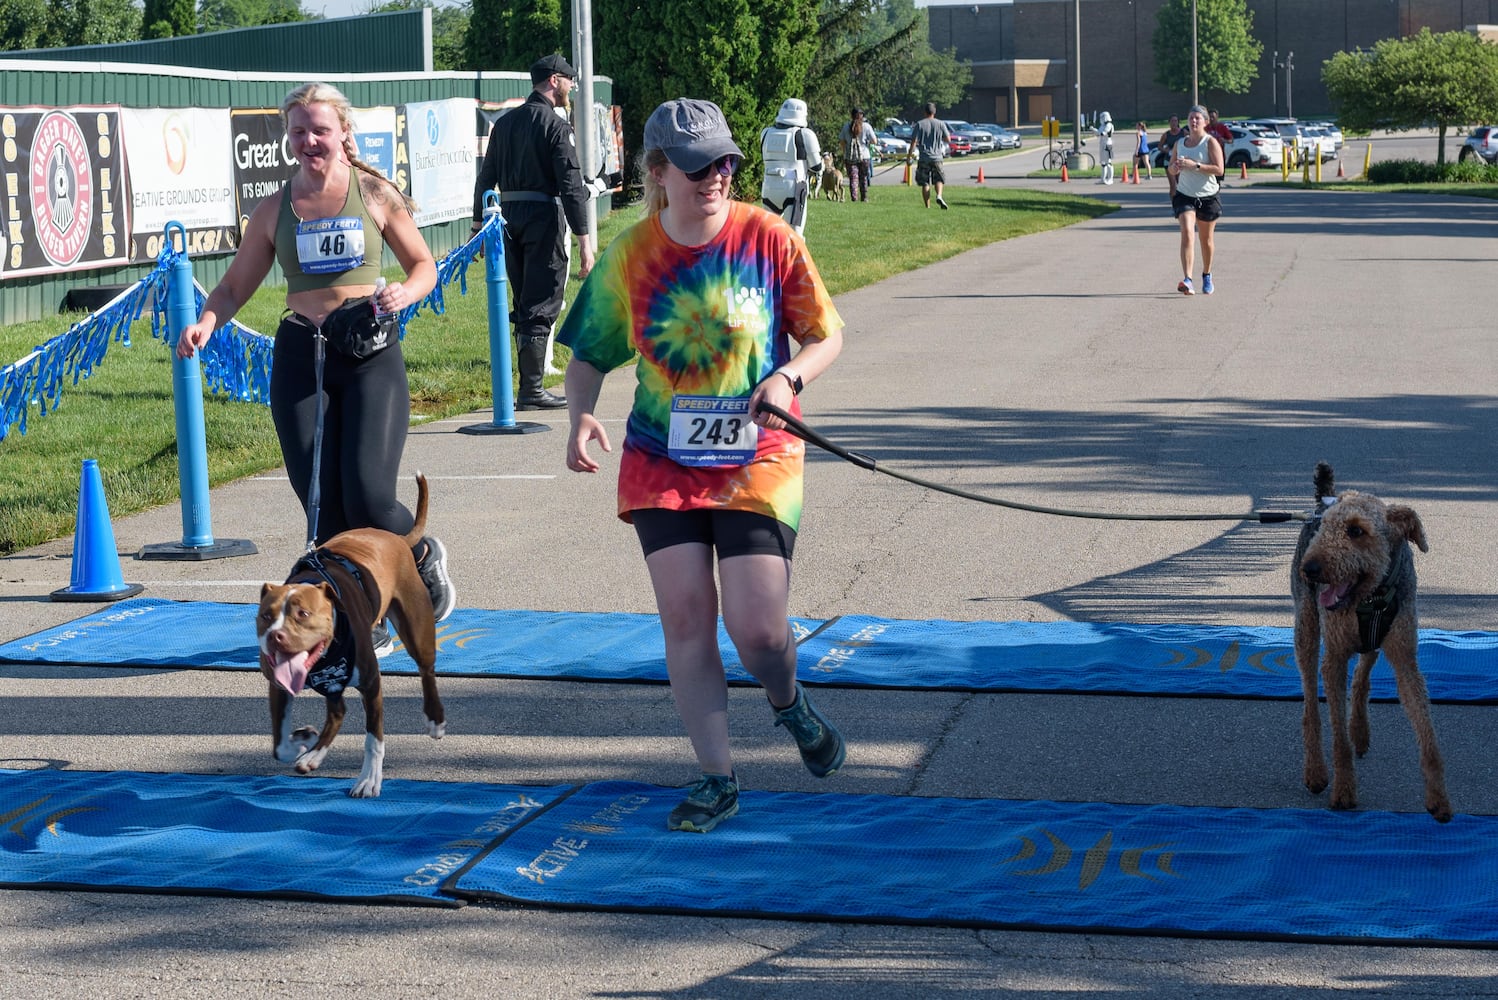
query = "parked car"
xmin=1221 ymin=126 xmax=1284 ymax=168
xmin=944 ymin=120 xmax=995 ymax=153
xmin=873 ymin=131 xmax=910 ymax=159
xmin=885 ymin=119 xmax=914 ymax=140
xmin=1242 ymin=117 xmax=1324 ymax=164
xmin=976 ymin=124 xmax=1023 ymax=149
xmin=1300 ymin=126 xmax=1338 ymax=162
xmin=1306 ymin=120 xmax=1344 ymax=153
xmin=946 ymin=131 xmax=972 ymax=156
xmin=1461 ymin=125 xmax=1498 ymax=163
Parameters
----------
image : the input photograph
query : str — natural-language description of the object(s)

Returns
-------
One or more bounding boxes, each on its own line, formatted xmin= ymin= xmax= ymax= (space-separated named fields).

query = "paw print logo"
xmin=725 ymin=285 xmax=767 ymax=328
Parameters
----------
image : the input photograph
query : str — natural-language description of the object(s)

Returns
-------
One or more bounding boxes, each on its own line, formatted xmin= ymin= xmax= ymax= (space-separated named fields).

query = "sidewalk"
xmin=4 ymin=173 xmax=1498 ymax=996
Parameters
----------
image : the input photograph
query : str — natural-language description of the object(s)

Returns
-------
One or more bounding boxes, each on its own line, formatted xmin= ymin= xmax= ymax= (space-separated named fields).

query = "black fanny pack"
xmin=322 ymin=296 xmax=398 ymax=360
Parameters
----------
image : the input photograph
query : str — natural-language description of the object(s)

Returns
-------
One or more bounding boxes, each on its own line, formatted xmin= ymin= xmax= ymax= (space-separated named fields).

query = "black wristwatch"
xmin=776 ymin=368 xmax=803 ymax=395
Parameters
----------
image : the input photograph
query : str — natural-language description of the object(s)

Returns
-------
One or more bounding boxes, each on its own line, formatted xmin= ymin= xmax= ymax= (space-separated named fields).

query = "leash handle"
xmin=756 ymin=401 xmax=878 ymax=471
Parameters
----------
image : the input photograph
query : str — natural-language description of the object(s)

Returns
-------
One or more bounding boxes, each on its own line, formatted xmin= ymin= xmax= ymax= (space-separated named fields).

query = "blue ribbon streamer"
xmin=1 ymin=217 xmax=501 ymax=441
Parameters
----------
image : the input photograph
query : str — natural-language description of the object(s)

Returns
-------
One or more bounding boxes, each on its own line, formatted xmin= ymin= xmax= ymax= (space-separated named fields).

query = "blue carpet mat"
xmin=0 ymin=768 xmax=568 ymax=906
xmin=449 ymin=780 xmax=1498 ymax=946
xmin=5 ymin=597 xmax=1498 ymax=702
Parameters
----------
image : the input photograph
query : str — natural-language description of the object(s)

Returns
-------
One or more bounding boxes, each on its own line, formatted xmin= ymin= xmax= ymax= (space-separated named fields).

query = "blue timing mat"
xmin=450 ymin=780 xmax=1498 ymax=946
xmin=0 ymin=768 xmax=568 ymax=906
xmin=5 ymin=598 xmax=1498 ymax=702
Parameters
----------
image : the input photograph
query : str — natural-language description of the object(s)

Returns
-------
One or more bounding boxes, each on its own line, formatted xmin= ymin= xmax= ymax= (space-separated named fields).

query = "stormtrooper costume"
xmin=759 ymin=98 xmax=822 ymax=235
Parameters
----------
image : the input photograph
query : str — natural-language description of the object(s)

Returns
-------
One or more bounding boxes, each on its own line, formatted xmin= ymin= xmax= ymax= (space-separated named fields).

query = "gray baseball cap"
xmin=644 ymin=98 xmax=743 ymax=174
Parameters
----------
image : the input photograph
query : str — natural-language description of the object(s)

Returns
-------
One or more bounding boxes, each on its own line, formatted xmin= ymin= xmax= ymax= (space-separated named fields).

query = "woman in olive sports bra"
xmin=175 ymin=82 xmax=456 ymax=631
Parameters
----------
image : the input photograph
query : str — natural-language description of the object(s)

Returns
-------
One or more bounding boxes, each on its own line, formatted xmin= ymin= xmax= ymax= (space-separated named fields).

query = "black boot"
xmin=516 ymin=336 xmax=566 ymax=410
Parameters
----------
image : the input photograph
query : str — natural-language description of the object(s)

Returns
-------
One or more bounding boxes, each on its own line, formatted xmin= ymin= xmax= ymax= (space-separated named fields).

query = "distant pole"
xmin=1272 ymin=50 xmax=1278 ymax=116
xmin=1191 ymin=0 xmax=1199 ymax=107
xmin=1073 ymin=0 xmax=1081 ymax=152
xmin=572 ymin=0 xmax=597 ymax=238
xmin=1285 ymin=51 xmax=1294 ymax=119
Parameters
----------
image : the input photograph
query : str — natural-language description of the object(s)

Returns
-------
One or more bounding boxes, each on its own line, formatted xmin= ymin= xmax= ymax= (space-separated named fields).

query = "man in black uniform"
xmin=472 ymin=53 xmax=596 ymax=410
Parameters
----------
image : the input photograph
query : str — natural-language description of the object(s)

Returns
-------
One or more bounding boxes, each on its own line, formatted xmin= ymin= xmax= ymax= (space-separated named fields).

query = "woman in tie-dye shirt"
xmin=559 ymin=99 xmax=845 ymax=833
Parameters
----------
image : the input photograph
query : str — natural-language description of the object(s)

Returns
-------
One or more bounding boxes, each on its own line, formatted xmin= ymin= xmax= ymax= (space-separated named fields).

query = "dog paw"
xmin=349 ymin=776 xmax=383 ymax=798
xmin=1329 ymin=783 xmax=1358 ymax=811
xmin=1428 ymin=795 xmax=1453 ymax=823
xmin=1303 ymin=765 xmax=1329 ymax=795
xmin=427 ymin=719 xmax=446 ymax=740
xmin=275 ymin=726 xmax=320 ymax=763
xmin=294 ymin=745 xmax=329 ymax=774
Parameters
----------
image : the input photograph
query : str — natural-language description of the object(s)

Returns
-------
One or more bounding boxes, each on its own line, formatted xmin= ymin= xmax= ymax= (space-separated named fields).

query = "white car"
xmin=1220 ymin=125 xmax=1283 ymax=169
xmin=1300 ymin=126 xmax=1338 ymax=162
xmin=1306 ymin=121 xmax=1344 ymax=153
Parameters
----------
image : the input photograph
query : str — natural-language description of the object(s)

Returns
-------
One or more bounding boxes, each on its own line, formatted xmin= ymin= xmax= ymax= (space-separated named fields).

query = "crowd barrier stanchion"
xmin=462 ymin=194 xmax=549 ymax=436
xmin=139 ymin=221 xmax=257 ymax=561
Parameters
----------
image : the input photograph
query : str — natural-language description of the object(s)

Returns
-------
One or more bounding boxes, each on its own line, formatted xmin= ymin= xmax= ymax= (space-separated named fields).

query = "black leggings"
xmin=269 ymin=315 xmax=414 ymax=543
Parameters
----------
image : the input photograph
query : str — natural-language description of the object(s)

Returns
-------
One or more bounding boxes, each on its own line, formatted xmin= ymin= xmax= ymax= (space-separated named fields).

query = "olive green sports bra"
xmin=274 ymin=172 xmax=385 ymax=293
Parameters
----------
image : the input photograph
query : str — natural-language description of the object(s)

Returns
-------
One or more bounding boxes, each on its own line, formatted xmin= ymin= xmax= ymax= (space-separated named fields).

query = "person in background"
xmin=1206 ymin=108 xmax=1234 ymax=149
xmin=176 ymin=82 xmax=454 ymax=648
xmin=907 ymin=103 xmax=951 ymax=209
xmin=560 ymin=98 xmax=847 ymax=834
xmin=1169 ymin=105 xmax=1225 ymax=296
xmin=759 ymin=97 xmax=822 ymax=235
xmin=1133 ymin=121 xmax=1153 ymax=181
xmin=839 ymin=108 xmax=877 ymax=202
xmin=471 ymin=53 xmax=595 ymax=410
xmin=1157 ymin=114 xmax=1186 ymax=195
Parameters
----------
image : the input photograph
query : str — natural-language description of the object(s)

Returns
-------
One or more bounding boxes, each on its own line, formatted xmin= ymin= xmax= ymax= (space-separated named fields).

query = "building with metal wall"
xmin=920 ymin=0 xmax=1498 ymax=125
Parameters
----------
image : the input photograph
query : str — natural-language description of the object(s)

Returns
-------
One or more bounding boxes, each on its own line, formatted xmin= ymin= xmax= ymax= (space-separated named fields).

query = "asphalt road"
xmin=3 ymin=156 xmax=1498 ymax=997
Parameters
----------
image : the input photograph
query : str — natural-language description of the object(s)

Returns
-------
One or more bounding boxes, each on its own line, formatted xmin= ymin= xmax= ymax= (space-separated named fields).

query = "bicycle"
xmin=1042 ymin=145 xmax=1097 ymax=171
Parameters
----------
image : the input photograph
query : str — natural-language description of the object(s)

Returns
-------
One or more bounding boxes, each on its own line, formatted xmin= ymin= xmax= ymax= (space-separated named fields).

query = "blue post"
xmin=167 ymin=222 xmax=213 ymax=547
xmin=460 ymin=192 xmax=550 ymax=436
xmin=138 ymin=222 xmax=257 ymax=560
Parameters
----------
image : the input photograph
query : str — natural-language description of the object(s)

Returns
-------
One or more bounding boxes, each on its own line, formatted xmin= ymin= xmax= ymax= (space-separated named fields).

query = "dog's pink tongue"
xmin=270 ymin=650 xmax=311 ymax=694
xmin=1319 ymin=583 xmax=1351 ymax=609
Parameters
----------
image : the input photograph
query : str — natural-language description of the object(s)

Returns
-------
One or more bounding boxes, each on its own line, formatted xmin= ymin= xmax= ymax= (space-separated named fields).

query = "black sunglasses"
xmin=683 ymin=154 xmax=741 ymax=182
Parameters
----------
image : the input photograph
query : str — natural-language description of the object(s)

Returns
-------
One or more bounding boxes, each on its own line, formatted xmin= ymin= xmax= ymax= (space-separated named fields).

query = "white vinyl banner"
xmin=403 ymin=98 xmax=475 ymax=226
xmin=121 ymin=108 xmax=236 ymax=240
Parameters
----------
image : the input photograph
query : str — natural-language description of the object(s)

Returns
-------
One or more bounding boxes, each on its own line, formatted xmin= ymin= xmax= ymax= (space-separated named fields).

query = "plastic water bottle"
xmin=373 ymin=276 xmax=391 ymax=316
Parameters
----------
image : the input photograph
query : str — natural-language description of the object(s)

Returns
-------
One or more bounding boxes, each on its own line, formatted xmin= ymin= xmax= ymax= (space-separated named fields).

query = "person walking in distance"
xmin=1133 ymin=121 xmax=1153 ymax=181
xmin=176 ymin=82 xmax=456 ymax=648
xmin=471 ymin=53 xmax=596 ymax=410
xmin=1157 ymin=114 xmax=1185 ymax=195
xmin=560 ymin=98 xmax=847 ymax=833
xmin=840 ymin=108 xmax=876 ymax=202
xmin=759 ymin=98 xmax=822 ymax=235
xmin=1169 ymin=105 xmax=1225 ymax=296
xmin=907 ymin=103 xmax=951 ymax=209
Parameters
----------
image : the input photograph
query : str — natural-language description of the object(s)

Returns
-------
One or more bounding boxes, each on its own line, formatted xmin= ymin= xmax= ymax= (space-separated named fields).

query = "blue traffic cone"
xmin=51 ymin=459 xmax=145 ymax=603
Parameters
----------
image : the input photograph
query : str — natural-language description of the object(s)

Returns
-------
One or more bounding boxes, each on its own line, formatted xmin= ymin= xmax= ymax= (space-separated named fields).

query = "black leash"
xmin=756 ymin=403 xmax=1307 ymax=525
xmin=305 ymin=321 xmax=327 ymax=552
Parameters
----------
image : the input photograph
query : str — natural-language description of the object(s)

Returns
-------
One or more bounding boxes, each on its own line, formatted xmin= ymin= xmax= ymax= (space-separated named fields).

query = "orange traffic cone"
xmin=1131 ymin=163 xmax=1140 ymax=184
xmin=1336 ymin=159 xmax=1345 ymax=178
xmin=1060 ymin=162 xmax=1069 ymax=183
xmin=1239 ymin=161 xmax=1248 ymax=180
xmin=976 ymin=166 xmax=985 ymax=184
xmin=902 ymin=160 xmax=912 ymax=186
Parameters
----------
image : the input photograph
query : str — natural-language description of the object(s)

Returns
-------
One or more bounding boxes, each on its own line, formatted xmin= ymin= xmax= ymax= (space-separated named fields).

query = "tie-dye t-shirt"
xmin=558 ymin=201 xmax=842 ymax=530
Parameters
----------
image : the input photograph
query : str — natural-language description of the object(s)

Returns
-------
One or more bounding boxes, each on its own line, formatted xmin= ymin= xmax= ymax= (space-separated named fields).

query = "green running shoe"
xmin=772 ymin=683 xmax=846 ymax=777
xmin=667 ymin=772 xmax=739 ymax=833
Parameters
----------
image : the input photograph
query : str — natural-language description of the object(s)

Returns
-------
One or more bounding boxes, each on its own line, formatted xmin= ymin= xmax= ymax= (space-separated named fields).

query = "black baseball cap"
xmin=531 ymin=54 xmax=576 ymax=83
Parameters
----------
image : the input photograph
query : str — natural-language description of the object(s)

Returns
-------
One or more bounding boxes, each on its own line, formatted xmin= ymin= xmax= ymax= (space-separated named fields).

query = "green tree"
xmin=1152 ymin=0 xmax=1262 ymax=96
xmin=65 ymin=0 xmax=141 ymax=43
xmin=466 ymin=0 xmax=567 ymax=72
xmin=143 ymin=0 xmax=195 ymax=37
xmin=805 ymin=0 xmax=967 ymax=130
xmin=199 ymin=0 xmax=309 ymax=32
xmin=1324 ymin=28 xmax=1498 ymax=168
xmin=596 ymin=0 xmax=819 ymax=195
xmin=0 ymin=0 xmax=59 ymax=49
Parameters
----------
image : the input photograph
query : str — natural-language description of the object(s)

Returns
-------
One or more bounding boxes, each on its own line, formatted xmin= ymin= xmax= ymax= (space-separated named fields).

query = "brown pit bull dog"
xmin=256 ymin=473 xmax=446 ymax=797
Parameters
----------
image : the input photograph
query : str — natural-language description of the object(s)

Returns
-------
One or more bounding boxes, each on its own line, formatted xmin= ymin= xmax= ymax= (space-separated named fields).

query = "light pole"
xmin=1271 ymin=49 xmax=1277 ymax=116
xmin=1284 ymin=51 xmax=1294 ymax=119
xmin=1073 ymin=0 xmax=1081 ymax=153
xmin=1191 ymin=0 xmax=1199 ymax=107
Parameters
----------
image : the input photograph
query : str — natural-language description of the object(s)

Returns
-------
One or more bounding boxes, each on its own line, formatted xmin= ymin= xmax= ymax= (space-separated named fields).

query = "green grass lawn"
xmin=0 ymin=185 xmax=1114 ymax=554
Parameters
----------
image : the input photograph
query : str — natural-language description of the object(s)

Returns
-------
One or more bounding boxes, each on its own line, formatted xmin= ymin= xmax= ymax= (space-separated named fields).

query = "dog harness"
xmin=289 ymin=549 xmax=375 ymax=695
